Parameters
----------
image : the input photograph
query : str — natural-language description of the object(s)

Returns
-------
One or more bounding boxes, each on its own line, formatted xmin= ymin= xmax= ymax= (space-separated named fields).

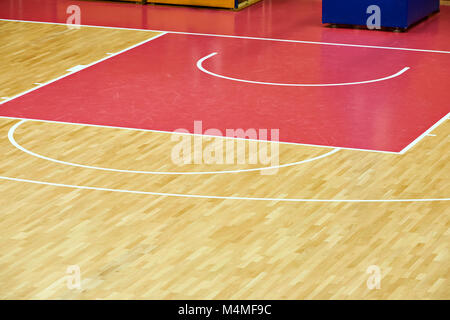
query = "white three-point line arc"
xmin=197 ymin=52 xmax=410 ymax=87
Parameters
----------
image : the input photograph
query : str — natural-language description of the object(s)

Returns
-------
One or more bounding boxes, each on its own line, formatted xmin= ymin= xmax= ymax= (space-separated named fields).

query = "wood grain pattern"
xmin=111 ymin=0 xmax=236 ymax=9
xmin=0 ymin=21 xmax=160 ymax=98
xmin=99 ymin=0 xmax=263 ymax=9
xmin=0 ymin=21 xmax=448 ymax=300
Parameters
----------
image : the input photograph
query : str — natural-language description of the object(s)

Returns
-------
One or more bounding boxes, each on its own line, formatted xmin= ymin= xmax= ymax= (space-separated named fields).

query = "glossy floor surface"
xmin=0 ymin=0 xmax=448 ymax=299
xmin=1 ymin=30 xmax=449 ymax=152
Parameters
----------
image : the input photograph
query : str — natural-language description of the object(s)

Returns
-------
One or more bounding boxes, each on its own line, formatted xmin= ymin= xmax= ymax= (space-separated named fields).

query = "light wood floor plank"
xmin=0 ymin=21 xmax=448 ymax=300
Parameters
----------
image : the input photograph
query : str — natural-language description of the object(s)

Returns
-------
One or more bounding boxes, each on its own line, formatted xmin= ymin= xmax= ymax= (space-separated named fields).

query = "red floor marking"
xmin=1 ymin=0 xmax=450 ymax=53
xmin=1 ymin=33 xmax=449 ymax=152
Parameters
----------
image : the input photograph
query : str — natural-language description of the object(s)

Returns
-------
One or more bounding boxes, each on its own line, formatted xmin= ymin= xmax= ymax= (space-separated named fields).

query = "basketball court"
xmin=0 ymin=0 xmax=448 ymax=299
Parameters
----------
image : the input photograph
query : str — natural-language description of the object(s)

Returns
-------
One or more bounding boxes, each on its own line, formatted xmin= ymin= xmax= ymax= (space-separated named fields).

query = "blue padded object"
xmin=322 ymin=0 xmax=440 ymax=29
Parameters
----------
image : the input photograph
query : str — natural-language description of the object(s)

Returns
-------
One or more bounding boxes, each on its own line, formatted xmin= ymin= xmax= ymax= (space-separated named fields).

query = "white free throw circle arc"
xmin=0 ymin=175 xmax=448 ymax=203
xmin=5 ymin=122 xmax=448 ymax=203
xmin=8 ymin=120 xmax=340 ymax=175
xmin=197 ymin=52 xmax=410 ymax=87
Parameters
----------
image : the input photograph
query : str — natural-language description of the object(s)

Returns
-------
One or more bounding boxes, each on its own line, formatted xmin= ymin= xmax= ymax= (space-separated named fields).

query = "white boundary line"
xmin=9 ymin=120 xmax=341 ymax=175
xmin=1 ymin=18 xmax=450 ymax=54
xmin=0 ymin=116 xmax=399 ymax=154
xmin=399 ymin=112 xmax=450 ymax=154
xmin=0 ymin=19 xmax=447 ymax=202
xmin=198 ymin=52 xmax=411 ymax=87
xmin=0 ymin=31 xmax=167 ymax=105
xmin=0 ymin=175 xmax=447 ymax=202
xmin=0 ymin=19 xmax=447 ymax=155
xmin=0 ymin=20 xmax=399 ymax=155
